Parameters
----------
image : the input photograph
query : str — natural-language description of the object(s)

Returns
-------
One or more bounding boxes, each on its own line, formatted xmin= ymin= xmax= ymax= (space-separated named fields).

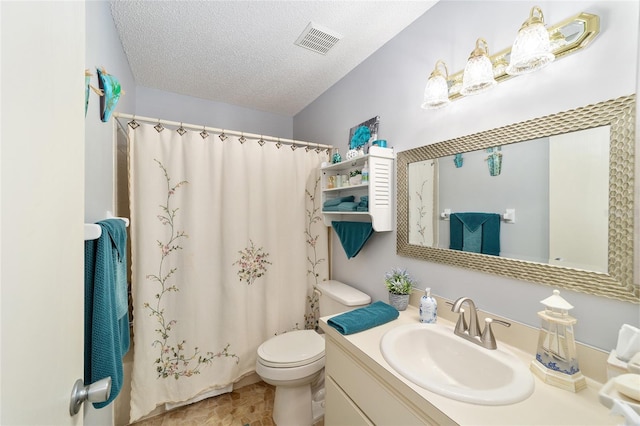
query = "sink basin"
xmin=380 ymin=323 xmax=534 ymax=405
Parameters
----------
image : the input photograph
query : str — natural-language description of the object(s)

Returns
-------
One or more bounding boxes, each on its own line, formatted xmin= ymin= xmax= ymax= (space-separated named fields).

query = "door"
xmin=1 ymin=1 xmax=85 ymax=424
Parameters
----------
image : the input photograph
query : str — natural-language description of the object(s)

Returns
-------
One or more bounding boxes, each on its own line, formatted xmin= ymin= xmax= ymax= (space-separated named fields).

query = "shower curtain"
xmin=128 ymin=122 xmax=329 ymax=422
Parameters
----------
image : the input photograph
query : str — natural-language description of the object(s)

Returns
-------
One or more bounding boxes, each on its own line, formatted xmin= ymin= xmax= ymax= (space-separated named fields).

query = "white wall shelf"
xmin=321 ymin=146 xmax=395 ymax=232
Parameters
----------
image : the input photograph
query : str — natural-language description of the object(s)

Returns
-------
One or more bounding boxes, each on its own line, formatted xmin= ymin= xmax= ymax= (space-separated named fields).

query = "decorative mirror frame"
xmin=397 ymin=95 xmax=638 ymax=303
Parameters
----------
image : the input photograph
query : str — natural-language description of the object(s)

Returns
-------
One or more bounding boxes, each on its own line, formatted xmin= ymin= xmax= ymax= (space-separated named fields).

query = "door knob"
xmin=69 ymin=377 xmax=111 ymax=416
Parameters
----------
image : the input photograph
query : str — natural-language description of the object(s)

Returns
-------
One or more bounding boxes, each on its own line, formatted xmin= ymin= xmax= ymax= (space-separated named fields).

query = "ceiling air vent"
xmin=294 ymin=22 xmax=342 ymax=55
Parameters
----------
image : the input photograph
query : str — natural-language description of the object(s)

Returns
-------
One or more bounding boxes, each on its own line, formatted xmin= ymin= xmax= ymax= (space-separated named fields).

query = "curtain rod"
xmin=114 ymin=112 xmax=334 ymax=150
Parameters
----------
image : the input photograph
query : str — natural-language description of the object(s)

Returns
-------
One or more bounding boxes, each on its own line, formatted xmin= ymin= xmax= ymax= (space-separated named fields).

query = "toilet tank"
xmin=317 ymin=280 xmax=371 ymax=317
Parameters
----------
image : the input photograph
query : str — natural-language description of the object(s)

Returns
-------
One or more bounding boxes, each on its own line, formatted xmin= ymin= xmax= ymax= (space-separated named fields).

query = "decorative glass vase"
xmin=388 ymin=293 xmax=410 ymax=311
xmin=345 ymin=149 xmax=359 ymax=160
xmin=486 ymin=147 xmax=503 ymax=176
xmin=454 ymin=153 xmax=464 ymax=168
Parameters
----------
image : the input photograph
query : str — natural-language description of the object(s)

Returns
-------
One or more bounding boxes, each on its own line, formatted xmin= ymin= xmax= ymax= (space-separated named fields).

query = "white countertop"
xmin=320 ymin=306 xmax=618 ymax=426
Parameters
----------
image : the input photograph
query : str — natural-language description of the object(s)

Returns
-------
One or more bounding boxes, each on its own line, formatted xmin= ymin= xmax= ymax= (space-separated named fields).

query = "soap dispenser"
xmin=361 ymin=161 xmax=369 ymax=183
xmin=419 ymin=288 xmax=437 ymax=323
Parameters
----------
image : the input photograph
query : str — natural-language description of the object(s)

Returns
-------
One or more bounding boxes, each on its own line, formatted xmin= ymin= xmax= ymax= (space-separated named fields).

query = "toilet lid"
xmin=257 ymin=330 xmax=325 ymax=367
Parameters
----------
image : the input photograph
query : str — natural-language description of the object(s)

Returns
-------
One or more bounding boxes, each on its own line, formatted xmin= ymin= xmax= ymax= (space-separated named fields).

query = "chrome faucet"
xmin=451 ymin=297 xmax=510 ymax=350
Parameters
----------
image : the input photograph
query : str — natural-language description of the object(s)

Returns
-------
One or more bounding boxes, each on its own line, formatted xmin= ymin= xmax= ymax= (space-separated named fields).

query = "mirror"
xmin=397 ymin=95 xmax=638 ymax=303
xmin=409 ymin=126 xmax=610 ymax=273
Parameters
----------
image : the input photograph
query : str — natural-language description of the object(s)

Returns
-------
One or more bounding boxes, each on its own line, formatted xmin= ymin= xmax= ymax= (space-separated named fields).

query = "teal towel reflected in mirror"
xmin=331 ymin=221 xmax=374 ymax=258
xmin=450 ymin=213 xmax=500 ymax=256
xmin=328 ymin=301 xmax=399 ymax=335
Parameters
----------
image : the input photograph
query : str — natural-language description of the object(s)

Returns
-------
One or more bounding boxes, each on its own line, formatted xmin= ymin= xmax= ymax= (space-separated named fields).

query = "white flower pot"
xmin=349 ymin=175 xmax=362 ymax=185
xmin=388 ymin=293 xmax=409 ymax=311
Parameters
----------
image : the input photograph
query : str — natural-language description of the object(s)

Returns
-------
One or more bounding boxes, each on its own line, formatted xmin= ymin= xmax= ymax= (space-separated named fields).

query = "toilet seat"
xmin=257 ymin=330 xmax=325 ymax=368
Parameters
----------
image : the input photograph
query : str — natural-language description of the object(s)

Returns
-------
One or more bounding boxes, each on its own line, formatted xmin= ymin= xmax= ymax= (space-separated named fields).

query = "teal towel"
xmin=463 ymin=225 xmax=482 ymax=253
xmin=322 ymin=202 xmax=359 ymax=212
xmin=84 ymin=219 xmax=130 ymax=409
xmin=356 ymin=206 xmax=368 ymax=212
xmin=328 ymin=301 xmax=399 ymax=335
xmin=450 ymin=213 xmax=500 ymax=256
xmin=100 ymin=219 xmax=129 ymax=321
xmin=332 ymin=221 xmax=374 ymax=258
xmin=323 ymin=195 xmax=355 ymax=208
xmin=336 ymin=202 xmax=358 ymax=211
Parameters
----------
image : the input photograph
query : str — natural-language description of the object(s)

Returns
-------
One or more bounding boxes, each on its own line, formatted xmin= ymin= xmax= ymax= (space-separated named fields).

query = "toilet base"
xmin=312 ymin=392 xmax=325 ymax=423
xmin=273 ymin=383 xmax=312 ymax=426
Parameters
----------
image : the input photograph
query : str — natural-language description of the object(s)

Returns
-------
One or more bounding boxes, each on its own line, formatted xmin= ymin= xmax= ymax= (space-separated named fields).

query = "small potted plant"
xmin=384 ymin=267 xmax=415 ymax=311
xmin=349 ymin=169 xmax=362 ymax=185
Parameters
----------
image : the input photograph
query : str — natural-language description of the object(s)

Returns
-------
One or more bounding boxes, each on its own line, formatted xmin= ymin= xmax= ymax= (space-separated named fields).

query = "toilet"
xmin=256 ymin=280 xmax=371 ymax=426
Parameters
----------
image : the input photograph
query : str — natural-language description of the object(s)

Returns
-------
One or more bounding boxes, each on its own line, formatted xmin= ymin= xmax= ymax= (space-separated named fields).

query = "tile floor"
xmin=129 ymin=381 xmax=324 ymax=426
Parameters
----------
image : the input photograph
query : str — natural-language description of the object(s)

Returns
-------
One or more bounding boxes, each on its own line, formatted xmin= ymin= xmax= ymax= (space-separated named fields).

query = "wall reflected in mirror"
xmin=408 ymin=126 xmax=610 ymax=273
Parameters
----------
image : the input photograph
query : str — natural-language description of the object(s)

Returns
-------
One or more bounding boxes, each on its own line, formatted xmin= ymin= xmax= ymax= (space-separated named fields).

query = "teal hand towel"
xmin=328 ymin=301 xmax=399 ymax=335
xmin=450 ymin=213 xmax=500 ymax=256
xmin=331 ymin=221 xmax=374 ymax=258
xmin=324 ymin=195 xmax=355 ymax=208
xmin=336 ymin=202 xmax=358 ymax=211
xmin=462 ymin=225 xmax=482 ymax=253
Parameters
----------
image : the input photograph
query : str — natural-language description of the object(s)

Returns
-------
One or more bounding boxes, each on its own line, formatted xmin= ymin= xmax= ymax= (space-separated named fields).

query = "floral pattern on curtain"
xmin=128 ymin=123 xmax=328 ymax=421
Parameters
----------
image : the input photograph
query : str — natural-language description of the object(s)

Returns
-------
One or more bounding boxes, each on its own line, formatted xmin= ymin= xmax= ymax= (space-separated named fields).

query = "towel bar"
xmin=84 ymin=212 xmax=130 ymax=241
xmin=440 ymin=209 xmax=516 ymax=224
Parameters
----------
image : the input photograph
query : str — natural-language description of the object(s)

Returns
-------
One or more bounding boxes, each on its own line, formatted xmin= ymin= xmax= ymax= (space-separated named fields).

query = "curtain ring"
xmin=239 ymin=132 xmax=246 ymax=144
xmin=275 ymin=138 xmax=282 ymax=149
xmin=154 ymin=120 xmax=164 ymax=133
xmin=128 ymin=114 xmax=140 ymax=129
xmin=177 ymin=122 xmax=187 ymax=136
xmin=258 ymin=135 xmax=265 ymax=146
xmin=200 ymin=126 xmax=209 ymax=139
xmin=219 ymin=130 xmax=228 ymax=141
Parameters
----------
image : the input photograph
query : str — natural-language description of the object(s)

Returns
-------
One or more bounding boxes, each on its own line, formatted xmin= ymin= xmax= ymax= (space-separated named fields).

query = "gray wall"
xmin=438 ymin=138 xmax=549 ymax=262
xmin=135 ymin=86 xmax=294 ymax=139
xmin=85 ymin=1 xmax=136 ymax=223
xmin=294 ymin=0 xmax=639 ymax=351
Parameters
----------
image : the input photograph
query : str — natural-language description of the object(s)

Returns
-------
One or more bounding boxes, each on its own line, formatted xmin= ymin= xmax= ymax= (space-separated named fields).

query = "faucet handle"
xmin=454 ymin=308 xmax=468 ymax=334
xmin=480 ymin=318 xmax=511 ymax=350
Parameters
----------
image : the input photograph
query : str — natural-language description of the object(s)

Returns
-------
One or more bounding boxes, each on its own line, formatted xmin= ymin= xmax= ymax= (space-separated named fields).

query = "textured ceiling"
xmin=110 ymin=1 xmax=437 ymax=116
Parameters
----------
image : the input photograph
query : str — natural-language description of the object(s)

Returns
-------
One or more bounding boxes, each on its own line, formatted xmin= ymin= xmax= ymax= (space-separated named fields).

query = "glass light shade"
xmin=506 ymin=7 xmax=555 ymax=75
xmin=460 ymin=42 xmax=497 ymax=96
xmin=422 ymin=60 xmax=451 ymax=109
xmin=422 ymin=74 xmax=450 ymax=109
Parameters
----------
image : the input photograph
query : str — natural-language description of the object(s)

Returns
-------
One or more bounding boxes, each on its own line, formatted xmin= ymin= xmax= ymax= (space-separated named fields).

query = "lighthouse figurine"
xmin=530 ymin=289 xmax=586 ymax=392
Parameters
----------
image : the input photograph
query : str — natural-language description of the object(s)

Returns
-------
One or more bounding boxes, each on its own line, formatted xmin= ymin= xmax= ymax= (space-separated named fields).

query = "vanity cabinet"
xmin=324 ymin=332 xmax=452 ymax=426
xmin=321 ymin=308 xmax=616 ymax=426
xmin=321 ymin=146 xmax=394 ymax=231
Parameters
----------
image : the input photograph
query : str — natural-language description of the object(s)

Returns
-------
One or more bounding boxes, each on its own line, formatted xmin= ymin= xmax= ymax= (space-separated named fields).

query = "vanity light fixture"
xmin=421 ymin=11 xmax=599 ymax=109
xmin=421 ymin=60 xmax=451 ymax=109
xmin=461 ymin=38 xmax=497 ymax=96
xmin=506 ymin=6 xmax=555 ymax=75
